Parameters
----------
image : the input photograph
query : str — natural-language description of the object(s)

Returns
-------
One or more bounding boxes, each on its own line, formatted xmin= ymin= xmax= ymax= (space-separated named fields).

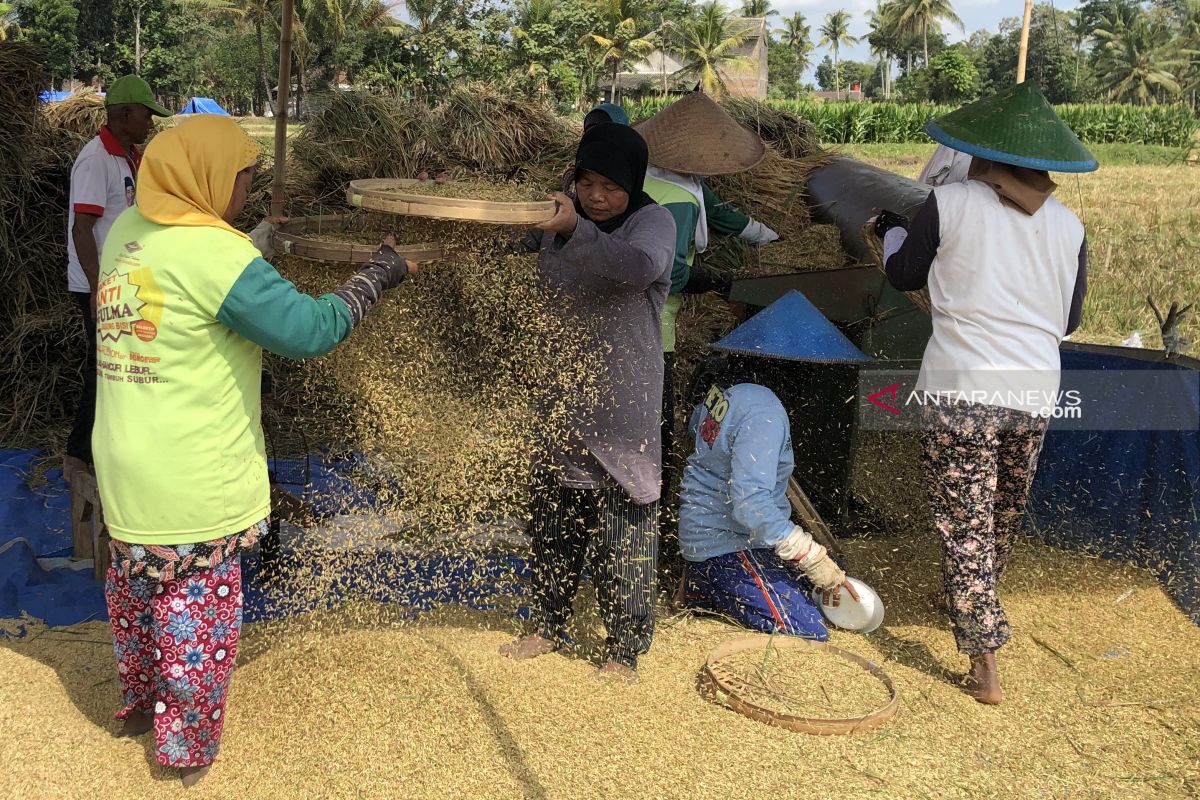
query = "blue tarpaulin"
xmin=0 ymin=449 xmax=528 ymax=633
xmin=38 ymin=91 xmax=76 ymax=103
xmin=178 ymin=97 xmax=231 ymax=116
xmin=1028 ymin=348 xmax=1200 ymax=623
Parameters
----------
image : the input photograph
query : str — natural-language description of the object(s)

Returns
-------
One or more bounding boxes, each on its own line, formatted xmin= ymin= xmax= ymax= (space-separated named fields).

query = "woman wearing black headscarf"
xmin=500 ymin=123 xmax=676 ymax=683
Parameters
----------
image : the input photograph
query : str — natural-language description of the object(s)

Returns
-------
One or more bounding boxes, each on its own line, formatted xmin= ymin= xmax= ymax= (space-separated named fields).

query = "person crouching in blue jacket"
xmin=677 ymin=357 xmax=857 ymax=638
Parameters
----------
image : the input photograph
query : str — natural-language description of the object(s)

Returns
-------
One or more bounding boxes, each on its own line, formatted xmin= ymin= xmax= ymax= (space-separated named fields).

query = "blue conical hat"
xmin=712 ymin=291 xmax=871 ymax=364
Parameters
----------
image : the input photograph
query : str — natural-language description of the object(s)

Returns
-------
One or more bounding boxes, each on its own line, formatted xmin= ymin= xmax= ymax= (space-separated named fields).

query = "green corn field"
xmin=626 ymin=98 xmax=1199 ymax=149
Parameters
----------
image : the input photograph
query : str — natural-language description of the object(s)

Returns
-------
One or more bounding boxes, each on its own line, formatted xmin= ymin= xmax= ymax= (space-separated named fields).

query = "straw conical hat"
xmin=635 ymin=92 xmax=765 ymax=176
xmin=925 ymin=82 xmax=1098 ymax=173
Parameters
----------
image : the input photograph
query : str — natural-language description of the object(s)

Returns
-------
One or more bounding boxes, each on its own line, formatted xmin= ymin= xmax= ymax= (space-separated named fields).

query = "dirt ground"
xmin=2 ymin=530 xmax=1197 ymax=800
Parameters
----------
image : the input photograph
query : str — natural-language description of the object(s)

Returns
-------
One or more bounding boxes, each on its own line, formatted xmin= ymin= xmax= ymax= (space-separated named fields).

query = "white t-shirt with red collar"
xmin=67 ymin=125 xmax=142 ymax=293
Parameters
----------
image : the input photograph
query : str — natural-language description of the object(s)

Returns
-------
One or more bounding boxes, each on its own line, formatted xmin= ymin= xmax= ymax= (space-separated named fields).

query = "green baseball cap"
xmin=105 ymin=75 xmax=172 ymax=117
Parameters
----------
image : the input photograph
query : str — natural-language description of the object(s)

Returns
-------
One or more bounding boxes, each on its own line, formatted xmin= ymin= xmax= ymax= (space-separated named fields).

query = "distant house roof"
xmin=599 ymin=16 xmax=769 ymax=99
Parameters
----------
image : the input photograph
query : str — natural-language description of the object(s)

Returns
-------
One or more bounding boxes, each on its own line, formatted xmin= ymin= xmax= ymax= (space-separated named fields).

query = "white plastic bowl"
xmin=812 ymin=577 xmax=885 ymax=633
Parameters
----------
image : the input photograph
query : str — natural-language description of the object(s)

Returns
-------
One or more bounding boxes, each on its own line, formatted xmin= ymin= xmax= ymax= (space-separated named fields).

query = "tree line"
xmin=5 ymin=0 xmax=1199 ymax=114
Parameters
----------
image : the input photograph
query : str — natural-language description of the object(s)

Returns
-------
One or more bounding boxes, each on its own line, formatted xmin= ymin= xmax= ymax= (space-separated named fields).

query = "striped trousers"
xmin=529 ymin=477 xmax=659 ymax=668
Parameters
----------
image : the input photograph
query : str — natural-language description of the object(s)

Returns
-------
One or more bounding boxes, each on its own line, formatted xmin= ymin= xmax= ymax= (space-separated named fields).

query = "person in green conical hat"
xmin=875 ymin=82 xmax=1093 ymax=707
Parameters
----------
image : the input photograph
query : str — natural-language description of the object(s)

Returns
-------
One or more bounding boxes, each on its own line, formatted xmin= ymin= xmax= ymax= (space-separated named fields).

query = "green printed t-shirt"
xmin=92 ymin=210 xmax=351 ymax=544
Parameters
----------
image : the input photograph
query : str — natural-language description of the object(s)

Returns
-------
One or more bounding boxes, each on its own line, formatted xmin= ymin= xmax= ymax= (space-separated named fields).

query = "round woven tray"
xmin=346 ymin=179 xmax=557 ymax=225
xmin=272 ymin=213 xmax=446 ymax=264
xmin=700 ymin=635 xmax=899 ymax=735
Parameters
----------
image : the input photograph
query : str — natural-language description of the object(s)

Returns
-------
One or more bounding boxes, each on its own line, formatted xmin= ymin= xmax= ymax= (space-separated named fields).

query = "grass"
xmin=838 ymin=142 xmax=1200 ymax=347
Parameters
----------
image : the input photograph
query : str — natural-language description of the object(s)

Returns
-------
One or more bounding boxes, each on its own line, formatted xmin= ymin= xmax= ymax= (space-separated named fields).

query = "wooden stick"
xmin=270 ymin=0 xmax=295 ymax=218
xmin=1016 ymin=0 xmax=1033 ymax=84
xmin=787 ymin=476 xmax=842 ymax=557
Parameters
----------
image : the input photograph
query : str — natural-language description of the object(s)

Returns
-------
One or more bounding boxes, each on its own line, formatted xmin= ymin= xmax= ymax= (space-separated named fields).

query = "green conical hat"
xmin=925 ymin=82 xmax=1097 ymax=173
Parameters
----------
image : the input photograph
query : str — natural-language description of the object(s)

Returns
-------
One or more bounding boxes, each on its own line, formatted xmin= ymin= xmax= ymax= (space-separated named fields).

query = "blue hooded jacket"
xmin=678 ymin=383 xmax=796 ymax=562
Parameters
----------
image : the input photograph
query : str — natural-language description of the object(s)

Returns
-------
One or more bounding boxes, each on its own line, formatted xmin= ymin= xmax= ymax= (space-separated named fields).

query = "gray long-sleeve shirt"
xmin=536 ymin=204 xmax=676 ymax=505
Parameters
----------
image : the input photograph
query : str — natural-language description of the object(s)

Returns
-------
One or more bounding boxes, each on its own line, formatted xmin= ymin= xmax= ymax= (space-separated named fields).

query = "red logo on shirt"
xmin=699 ymin=414 xmax=721 ymax=446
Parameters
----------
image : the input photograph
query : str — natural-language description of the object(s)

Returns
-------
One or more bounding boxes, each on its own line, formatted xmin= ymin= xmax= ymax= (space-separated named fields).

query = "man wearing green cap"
xmin=878 ymin=82 xmax=1094 ymax=706
xmin=64 ymin=75 xmax=171 ymax=473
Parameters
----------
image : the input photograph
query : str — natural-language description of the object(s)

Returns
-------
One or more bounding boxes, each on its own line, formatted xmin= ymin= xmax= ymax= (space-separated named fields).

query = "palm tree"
xmin=780 ymin=11 xmax=812 ymax=72
xmin=224 ymin=0 xmax=279 ymax=115
xmin=1094 ymin=15 xmax=1184 ymax=104
xmin=891 ymin=0 xmax=962 ymax=66
xmin=739 ymin=0 xmax=777 ymax=19
xmin=865 ymin=1 xmax=899 ymax=99
xmin=0 ymin=2 xmax=17 ymax=41
xmin=511 ymin=0 xmax=556 ymax=91
xmin=673 ymin=1 xmax=754 ymax=95
xmin=585 ymin=0 xmax=658 ymax=104
xmin=403 ymin=0 xmax=452 ymax=35
xmin=818 ymin=10 xmax=858 ymax=99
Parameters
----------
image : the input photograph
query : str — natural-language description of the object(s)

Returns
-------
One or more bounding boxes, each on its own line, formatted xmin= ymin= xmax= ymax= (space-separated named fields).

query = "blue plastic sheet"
xmin=178 ymin=97 xmax=231 ymax=116
xmin=0 ymin=449 xmax=528 ymax=634
xmin=1029 ymin=349 xmax=1200 ymax=623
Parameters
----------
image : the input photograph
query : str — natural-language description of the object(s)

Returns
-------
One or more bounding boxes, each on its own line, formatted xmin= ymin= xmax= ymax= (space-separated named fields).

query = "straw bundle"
xmin=41 ymin=90 xmax=107 ymax=139
xmin=720 ymin=97 xmax=824 ymax=160
xmin=0 ymin=44 xmax=88 ymax=449
xmin=709 ymin=148 xmax=830 ymax=241
xmin=432 ymin=84 xmax=576 ymax=180
xmin=291 ymin=92 xmax=432 ymax=204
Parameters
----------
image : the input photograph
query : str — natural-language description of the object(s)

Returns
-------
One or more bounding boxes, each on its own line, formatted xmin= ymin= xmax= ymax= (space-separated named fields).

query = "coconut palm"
xmin=0 ymin=2 xmax=17 ymax=41
xmin=780 ymin=11 xmax=813 ymax=72
xmin=584 ymin=0 xmax=658 ymax=104
xmin=673 ymin=1 xmax=754 ymax=95
xmin=891 ymin=0 xmax=962 ymax=66
xmin=865 ymin=1 xmax=900 ymax=98
xmin=818 ymin=10 xmax=858 ymax=98
xmin=1094 ymin=15 xmax=1183 ymax=104
xmin=739 ymin=0 xmax=777 ymax=19
xmin=223 ymin=0 xmax=279 ymax=115
xmin=511 ymin=0 xmax=556 ymax=89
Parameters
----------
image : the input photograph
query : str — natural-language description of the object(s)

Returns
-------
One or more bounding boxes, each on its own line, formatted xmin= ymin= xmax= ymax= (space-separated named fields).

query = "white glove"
xmin=740 ymin=218 xmax=779 ymax=246
xmin=774 ymin=524 xmax=814 ymax=561
xmin=799 ymin=546 xmax=846 ymax=592
xmin=249 ymin=219 xmax=279 ymax=259
xmin=882 ymin=227 xmax=908 ymax=264
xmin=774 ymin=524 xmax=845 ymax=591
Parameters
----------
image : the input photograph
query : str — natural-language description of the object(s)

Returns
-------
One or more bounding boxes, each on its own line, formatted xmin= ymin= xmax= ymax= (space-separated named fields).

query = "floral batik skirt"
xmin=920 ymin=403 xmax=1047 ymax=655
xmin=105 ymin=519 xmax=265 ymax=767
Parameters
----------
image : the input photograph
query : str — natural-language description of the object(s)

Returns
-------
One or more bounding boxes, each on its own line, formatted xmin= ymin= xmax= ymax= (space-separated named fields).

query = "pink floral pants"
xmin=920 ymin=402 xmax=1048 ymax=654
xmin=105 ymin=556 xmax=243 ymax=767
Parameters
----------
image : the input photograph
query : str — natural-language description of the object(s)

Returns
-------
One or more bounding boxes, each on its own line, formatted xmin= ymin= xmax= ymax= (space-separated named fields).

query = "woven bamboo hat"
xmin=925 ymin=82 xmax=1098 ymax=173
xmin=635 ymin=92 xmax=765 ymax=176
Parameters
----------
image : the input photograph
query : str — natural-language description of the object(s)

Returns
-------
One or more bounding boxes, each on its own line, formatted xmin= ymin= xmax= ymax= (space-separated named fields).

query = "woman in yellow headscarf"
xmin=93 ymin=116 xmax=414 ymax=786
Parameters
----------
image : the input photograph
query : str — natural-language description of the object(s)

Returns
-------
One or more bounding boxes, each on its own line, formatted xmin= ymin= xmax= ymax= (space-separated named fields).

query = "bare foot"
xmin=180 ymin=765 xmax=211 ymax=788
xmin=499 ymin=634 xmax=557 ymax=661
xmin=964 ymin=653 xmax=1003 ymax=705
xmin=117 ymin=709 xmax=153 ymax=738
xmin=592 ymin=660 xmax=638 ymax=684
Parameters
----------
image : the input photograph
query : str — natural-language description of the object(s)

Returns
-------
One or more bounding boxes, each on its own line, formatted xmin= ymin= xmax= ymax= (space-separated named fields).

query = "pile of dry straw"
xmin=0 ymin=45 xmax=90 ymax=451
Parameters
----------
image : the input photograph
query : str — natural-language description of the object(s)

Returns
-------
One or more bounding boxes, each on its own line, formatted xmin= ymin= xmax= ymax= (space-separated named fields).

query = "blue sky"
xmin=770 ymin=0 xmax=1081 ymax=71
